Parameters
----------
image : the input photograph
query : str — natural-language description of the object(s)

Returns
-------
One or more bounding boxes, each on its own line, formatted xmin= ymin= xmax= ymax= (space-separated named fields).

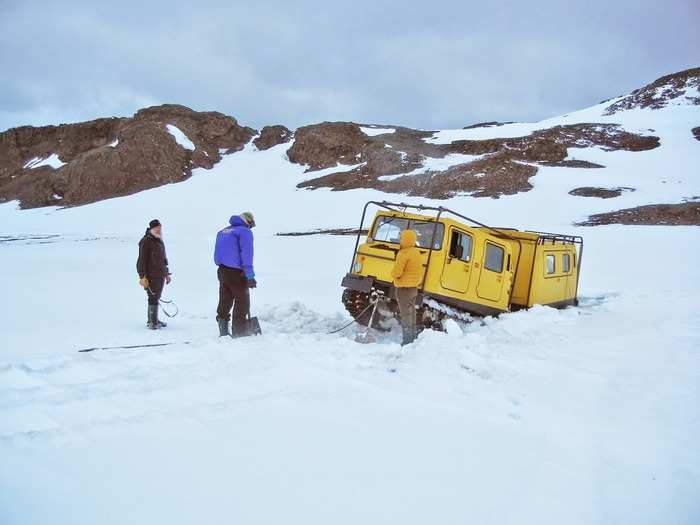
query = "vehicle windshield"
xmin=371 ymin=216 xmax=445 ymax=249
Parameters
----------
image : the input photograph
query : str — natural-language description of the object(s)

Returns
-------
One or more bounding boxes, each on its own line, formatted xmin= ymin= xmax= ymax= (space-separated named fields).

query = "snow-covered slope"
xmin=1 ymin=89 xmax=699 ymax=524
xmin=294 ymin=68 xmax=699 ymax=202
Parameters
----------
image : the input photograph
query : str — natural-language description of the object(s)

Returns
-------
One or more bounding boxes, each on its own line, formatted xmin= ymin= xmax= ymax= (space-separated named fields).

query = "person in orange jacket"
xmin=391 ymin=229 xmax=422 ymax=345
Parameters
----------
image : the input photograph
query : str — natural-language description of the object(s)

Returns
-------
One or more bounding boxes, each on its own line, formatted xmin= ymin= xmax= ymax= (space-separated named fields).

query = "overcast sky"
xmin=1 ymin=0 xmax=698 ymax=132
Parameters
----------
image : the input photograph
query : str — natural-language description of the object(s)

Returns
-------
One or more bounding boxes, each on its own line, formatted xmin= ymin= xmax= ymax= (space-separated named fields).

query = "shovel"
xmin=355 ymin=292 xmax=382 ymax=344
xmin=246 ymin=312 xmax=262 ymax=336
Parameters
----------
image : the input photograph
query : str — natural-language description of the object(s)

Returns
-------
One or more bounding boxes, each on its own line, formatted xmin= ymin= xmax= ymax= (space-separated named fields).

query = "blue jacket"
xmin=214 ymin=215 xmax=255 ymax=279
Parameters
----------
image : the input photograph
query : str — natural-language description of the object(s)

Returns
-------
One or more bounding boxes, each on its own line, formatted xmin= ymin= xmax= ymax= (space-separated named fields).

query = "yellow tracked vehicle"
xmin=341 ymin=201 xmax=583 ymax=330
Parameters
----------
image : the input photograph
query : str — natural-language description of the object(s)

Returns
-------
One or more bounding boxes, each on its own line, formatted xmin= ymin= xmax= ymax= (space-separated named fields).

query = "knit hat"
xmin=149 ymin=219 xmax=162 ymax=229
xmin=240 ymin=212 xmax=256 ymax=228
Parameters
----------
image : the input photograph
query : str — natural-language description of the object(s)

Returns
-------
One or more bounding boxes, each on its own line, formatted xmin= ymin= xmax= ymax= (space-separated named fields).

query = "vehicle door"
xmin=441 ymin=227 xmax=473 ymax=294
xmin=477 ymin=240 xmax=512 ymax=308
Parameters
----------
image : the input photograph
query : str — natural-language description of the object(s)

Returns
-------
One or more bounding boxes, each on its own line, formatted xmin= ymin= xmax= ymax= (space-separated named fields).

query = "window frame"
xmin=562 ymin=253 xmax=571 ymax=274
xmin=371 ymin=215 xmax=445 ymax=250
xmin=448 ymin=228 xmax=473 ymax=263
xmin=483 ymin=242 xmax=505 ymax=273
xmin=545 ymin=254 xmax=556 ymax=275
xmin=372 ymin=216 xmax=409 ymax=245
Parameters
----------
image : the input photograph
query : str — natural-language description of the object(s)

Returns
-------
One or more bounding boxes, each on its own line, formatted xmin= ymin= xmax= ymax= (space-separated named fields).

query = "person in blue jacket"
xmin=214 ymin=212 xmax=257 ymax=337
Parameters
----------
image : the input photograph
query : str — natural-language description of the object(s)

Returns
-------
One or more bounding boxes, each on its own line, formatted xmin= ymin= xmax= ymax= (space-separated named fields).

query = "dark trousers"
xmin=394 ymin=287 xmax=418 ymax=345
xmin=217 ymin=266 xmax=250 ymax=332
xmin=146 ymin=277 xmax=165 ymax=306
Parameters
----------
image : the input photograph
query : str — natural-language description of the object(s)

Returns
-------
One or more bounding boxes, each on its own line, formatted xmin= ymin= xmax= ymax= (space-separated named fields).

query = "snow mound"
xmin=257 ymin=301 xmax=347 ymax=334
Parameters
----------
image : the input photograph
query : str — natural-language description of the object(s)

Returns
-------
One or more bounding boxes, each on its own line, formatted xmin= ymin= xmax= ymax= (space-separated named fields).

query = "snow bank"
xmin=424 ymin=97 xmax=641 ymax=144
xmin=166 ymin=124 xmax=196 ymax=150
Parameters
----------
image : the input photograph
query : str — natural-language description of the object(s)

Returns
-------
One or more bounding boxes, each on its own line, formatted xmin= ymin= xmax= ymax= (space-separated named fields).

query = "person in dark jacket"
xmin=137 ymin=219 xmax=172 ymax=330
xmin=214 ymin=212 xmax=257 ymax=337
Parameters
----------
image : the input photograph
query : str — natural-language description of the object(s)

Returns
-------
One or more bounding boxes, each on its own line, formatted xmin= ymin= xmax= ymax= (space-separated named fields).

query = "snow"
xmin=424 ymin=95 xmax=656 ymax=144
xmin=166 ymin=124 xmax=196 ymax=150
xmin=360 ymin=125 xmax=396 ymax=136
xmin=378 ymin=153 xmax=485 ymax=181
xmin=675 ymin=84 xmax=700 ymax=106
xmin=1 ymin=100 xmax=699 ymax=525
xmin=108 ymin=138 xmax=119 ymax=147
xmin=641 ymin=81 xmax=699 ymax=109
xmin=300 ymin=161 xmax=366 ymax=181
xmin=22 ymin=153 xmax=65 ymax=169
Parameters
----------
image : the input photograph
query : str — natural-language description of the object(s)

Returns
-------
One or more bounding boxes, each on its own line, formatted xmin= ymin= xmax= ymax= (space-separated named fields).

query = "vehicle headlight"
xmin=353 ymin=261 xmax=363 ymax=273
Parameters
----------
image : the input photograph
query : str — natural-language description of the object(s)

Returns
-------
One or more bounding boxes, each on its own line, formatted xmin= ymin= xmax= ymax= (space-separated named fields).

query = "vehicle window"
xmin=546 ymin=254 xmax=555 ymax=274
xmin=484 ymin=243 xmax=504 ymax=272
xmin=449 ymin=230 xmax=472 ymax=262
xmin=562 ymin=253 xmax=570 ymax=273
xmin=410 ymin=221 xmax=445 ymax=249
xmin=373 ymin=217 xmax=409 ymax=244
xmin=371 ymin=216 xmax=445 ymax=249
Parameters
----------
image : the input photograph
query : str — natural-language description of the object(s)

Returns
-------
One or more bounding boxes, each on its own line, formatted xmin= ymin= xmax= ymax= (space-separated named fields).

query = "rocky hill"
xmin=290 ymin=122 xmax=658 ymax=198
xmin=0 ymin=105 xmax=255 ymax=207
xmin=0 ymin=68 xmax=698 ymax=224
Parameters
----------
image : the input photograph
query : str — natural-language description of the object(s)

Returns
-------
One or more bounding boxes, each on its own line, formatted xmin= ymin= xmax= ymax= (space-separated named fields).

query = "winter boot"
xmin=217 ymin=317 xmax=230 ymax=337
xmin=147 ymin=305 xmax=159 ymax=330
xmin=155 ymin=305 xmax=167 ymax=328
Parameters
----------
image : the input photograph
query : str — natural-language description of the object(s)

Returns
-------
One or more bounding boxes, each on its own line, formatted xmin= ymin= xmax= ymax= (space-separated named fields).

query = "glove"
xmin=247 ymin=278 xmax=257 ymax=289
xmin=166 ymin=274 xmax=172 ymax=285
xmin=139 ymin=276 xmax=149 ymax=289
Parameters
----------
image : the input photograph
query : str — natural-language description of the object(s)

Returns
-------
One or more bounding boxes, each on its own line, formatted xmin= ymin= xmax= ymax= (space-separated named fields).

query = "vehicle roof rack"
xmin=526 ymin=230 xmax=583 ymax=245
xmin=371 ymin=201 xmax=580 ymax=242
xmin=370 ymin=200 xmax=519 ymax=240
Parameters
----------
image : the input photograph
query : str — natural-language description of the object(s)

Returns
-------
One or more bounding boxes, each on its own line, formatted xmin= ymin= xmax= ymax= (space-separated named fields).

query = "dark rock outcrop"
xmin=294 ymin=122 xmax=659 ymax=199
xmin=276 ymin=228 xmax=367 ymax=237
xmin=540 ymin=160 xmax=604 ymax=168
xmin=384 ymin=159 xmax=538 ymax=199
xmin=605 ymin=68 xmax=700 ymax=114
xmin=0 ymin=104 xmax=256 ymax=208
xmin=569 ymin=187 xmax=635 ymax=199
xmin=692 ymin=127 xmax=700 ymax=141
xmin=576 ymin=201 xmax=700 ymax=226
xmin=287 ymin=122 xmax=372 ymax=170
xmin=253 ymin=125 xmax=293 ymax=151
